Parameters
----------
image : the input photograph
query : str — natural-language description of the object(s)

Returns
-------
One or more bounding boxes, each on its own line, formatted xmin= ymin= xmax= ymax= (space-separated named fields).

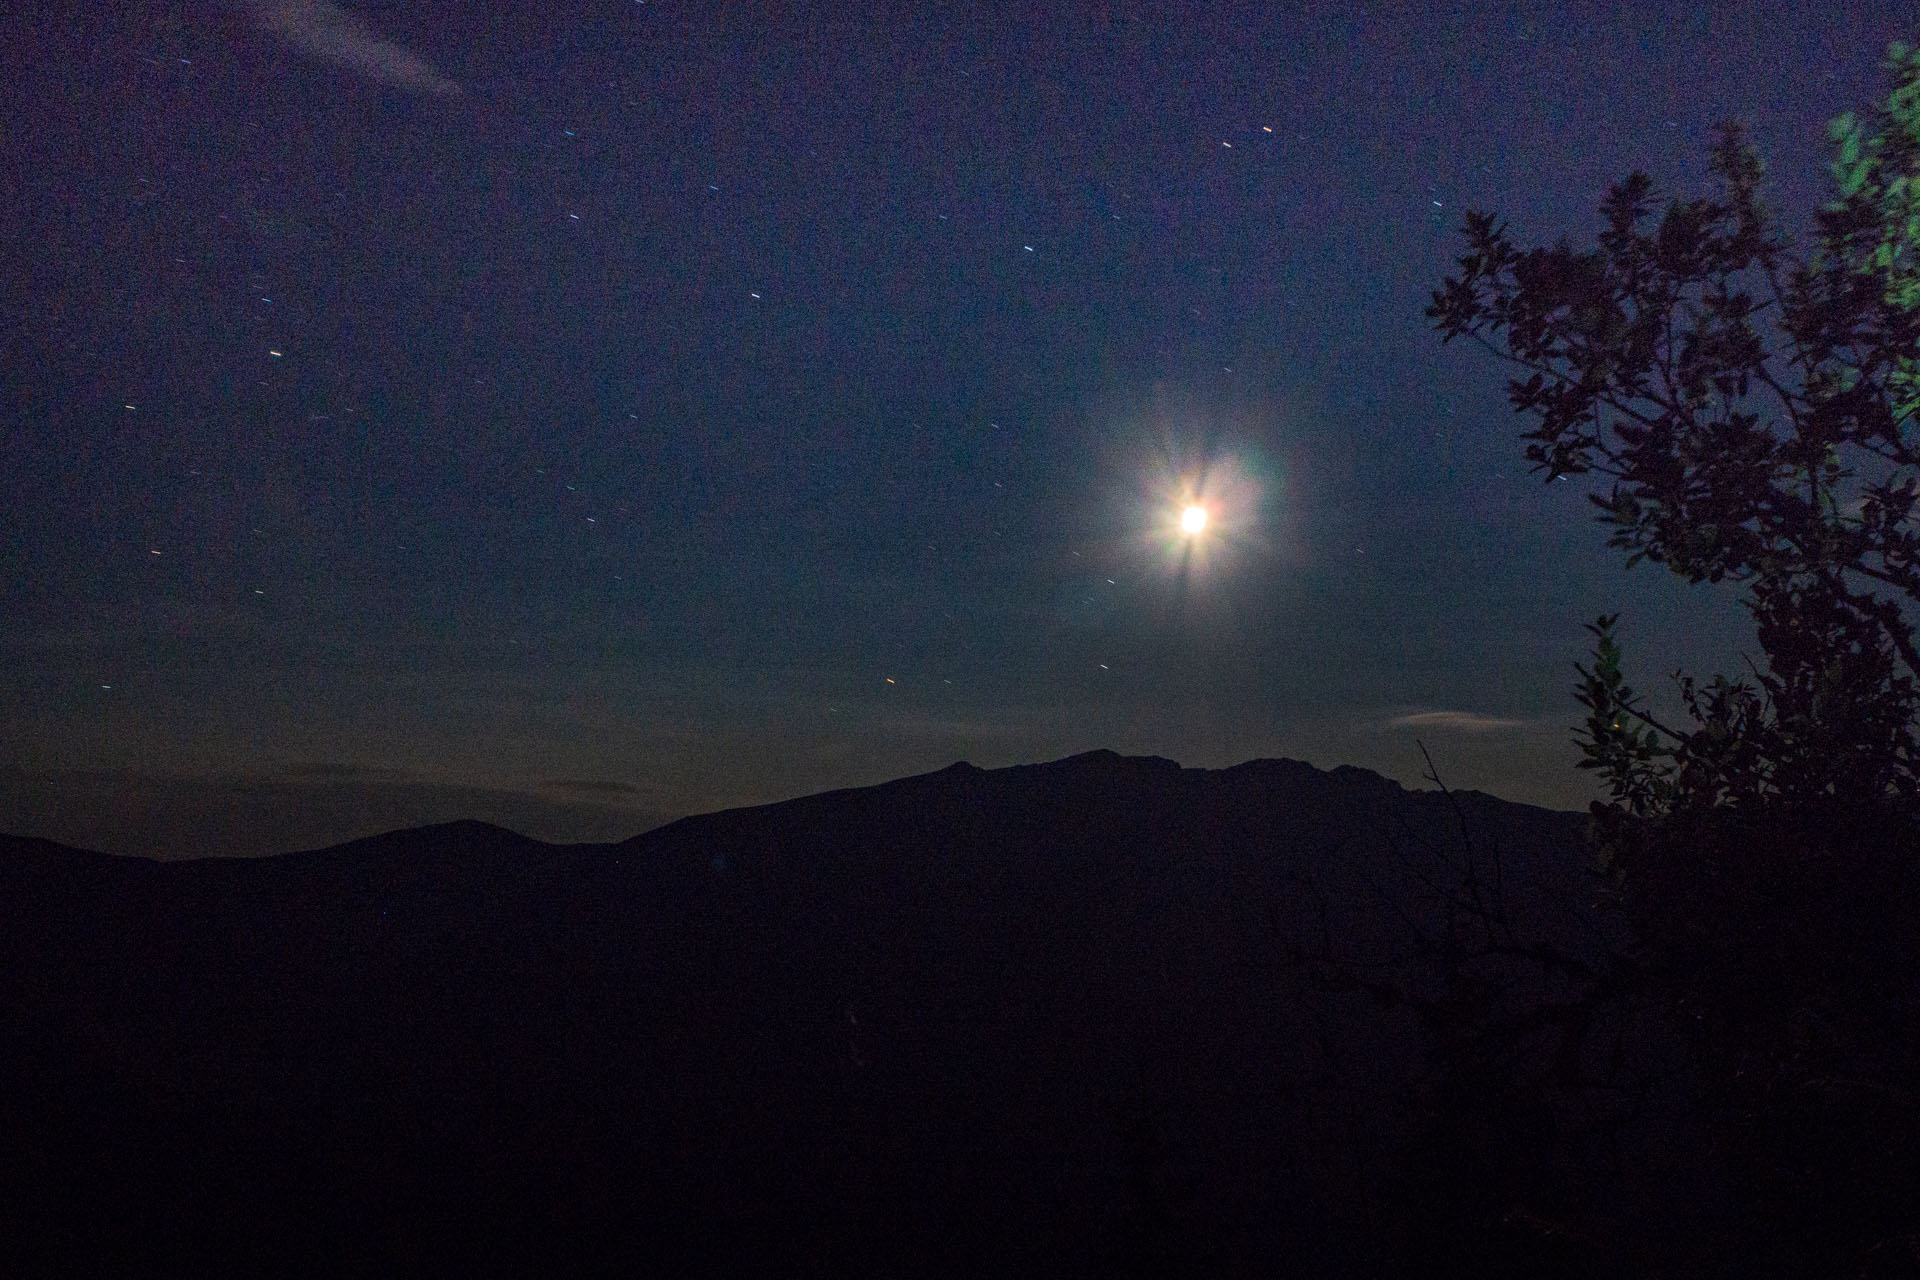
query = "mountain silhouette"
xmin=0 ymin=751 xmax=1601 ymax=1276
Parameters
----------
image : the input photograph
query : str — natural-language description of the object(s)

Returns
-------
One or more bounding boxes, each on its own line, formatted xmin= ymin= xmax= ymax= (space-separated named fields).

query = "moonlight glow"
xmin=1124 ymin=448 xmax=1274 ymax=586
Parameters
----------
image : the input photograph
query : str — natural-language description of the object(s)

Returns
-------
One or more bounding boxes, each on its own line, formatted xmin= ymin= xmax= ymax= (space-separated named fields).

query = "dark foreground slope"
xmin=0 ymin=752 xmax=1598 ymax=1276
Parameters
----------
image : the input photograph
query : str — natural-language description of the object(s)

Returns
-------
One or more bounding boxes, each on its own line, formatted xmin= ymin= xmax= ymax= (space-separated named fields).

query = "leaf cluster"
xmin=1431 ymin=43 xmax=1920 ymax=827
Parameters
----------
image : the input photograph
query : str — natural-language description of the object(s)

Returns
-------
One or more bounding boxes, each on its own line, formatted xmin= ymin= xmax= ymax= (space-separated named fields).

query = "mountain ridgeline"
xmin=2 ymin=751 xmax=1608 ymax=1274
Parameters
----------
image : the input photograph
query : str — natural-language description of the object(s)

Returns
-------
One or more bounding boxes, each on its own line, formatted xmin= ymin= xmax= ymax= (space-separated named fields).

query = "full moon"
xmin=1180 ymin=505 xmax=1208 ymax=534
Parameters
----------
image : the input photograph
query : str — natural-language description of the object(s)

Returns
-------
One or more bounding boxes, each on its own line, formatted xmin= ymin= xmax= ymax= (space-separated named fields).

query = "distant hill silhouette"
xmin=1 ymin=751 xmax=1604 ymax=1275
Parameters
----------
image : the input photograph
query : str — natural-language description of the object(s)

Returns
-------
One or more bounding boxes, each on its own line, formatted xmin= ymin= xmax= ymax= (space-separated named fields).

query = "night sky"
xmin=5 ymin=1 xmax=1912 ymax=857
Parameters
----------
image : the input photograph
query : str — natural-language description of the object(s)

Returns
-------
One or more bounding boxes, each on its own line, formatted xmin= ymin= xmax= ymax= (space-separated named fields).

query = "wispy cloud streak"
xmin=1385 ymin=710 xmax=1526 ymax=734
xmin=255 ymin=0 xmax=462 ymax=97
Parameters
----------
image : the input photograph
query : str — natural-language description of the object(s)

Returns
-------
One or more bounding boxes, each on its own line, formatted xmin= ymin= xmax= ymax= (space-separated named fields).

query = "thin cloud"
xmin=1386 ymin=710 xmax=1526 ymax=734
xmin=539 ymin=778 xmax=645 ymax=797
xmin=255 ymin=0 xmax=463 ymax=97
xmin=278 ymin=760 xmax=416 ymax=782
